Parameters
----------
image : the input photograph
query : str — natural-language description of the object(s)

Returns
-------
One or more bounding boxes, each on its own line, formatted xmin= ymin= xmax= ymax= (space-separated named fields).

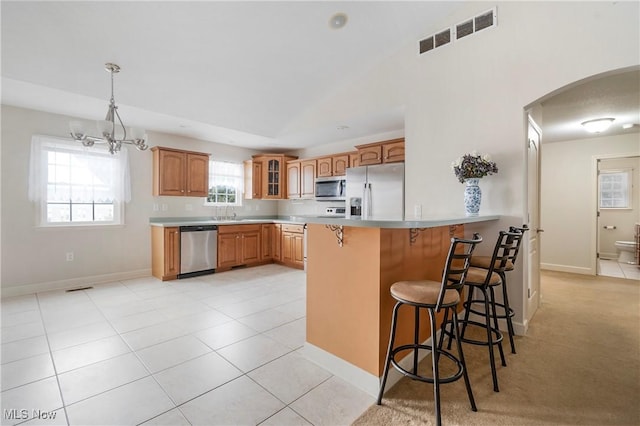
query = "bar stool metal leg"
xmin=428 ymin=308 xmax=442 ymax=425
xmin=377 ymin=301 xmax=401 ymax=405
xmin=482 ymin=287 xmax=500 ymax=392
xmin=489 ymin=286 xmax=507 ymax=367
xmin=452 ymin=310 xmax=477 ymax=411
xmin=499 ymin=270 xmax=517 ymax=354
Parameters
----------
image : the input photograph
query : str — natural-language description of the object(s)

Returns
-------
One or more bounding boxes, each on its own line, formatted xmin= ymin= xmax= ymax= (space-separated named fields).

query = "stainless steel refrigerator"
xmin=345 ymin=163 xmax=405 ymax=220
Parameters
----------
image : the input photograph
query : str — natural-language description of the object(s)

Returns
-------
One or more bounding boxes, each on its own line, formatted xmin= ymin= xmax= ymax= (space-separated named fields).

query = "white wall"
xmin=0 ymin=105 xmax=276 ymax=296
xmin=286 ymin=2 xmax=639 ymax=218
xmin=278 ymin=1 xmax=640 ymax=327
xmin=541 ymin=134 xmax=640 ymax=274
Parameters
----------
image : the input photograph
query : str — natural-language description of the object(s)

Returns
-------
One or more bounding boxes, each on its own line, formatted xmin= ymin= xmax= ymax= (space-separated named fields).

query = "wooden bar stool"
xmin=469 ymin=225 xmax=528 ymax=354
xmin=455 ymin=229 xmax=524 ymax=392
xmin=376 ymin=234 xmax=483 ymax=426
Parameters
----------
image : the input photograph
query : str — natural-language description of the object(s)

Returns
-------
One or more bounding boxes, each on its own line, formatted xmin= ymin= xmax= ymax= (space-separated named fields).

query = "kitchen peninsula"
xmin=301 ymin=215 xmax=499 ymax=396
xmin=150 ymin=214 xmax=499 ymax=395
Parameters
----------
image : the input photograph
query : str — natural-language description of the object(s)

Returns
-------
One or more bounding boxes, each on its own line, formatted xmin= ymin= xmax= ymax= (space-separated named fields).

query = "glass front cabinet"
xmin=250 ymin=155 xmax=297 ymax=200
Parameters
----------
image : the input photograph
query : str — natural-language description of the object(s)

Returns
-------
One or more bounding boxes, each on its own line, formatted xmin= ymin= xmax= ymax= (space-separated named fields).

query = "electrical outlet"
xmin=66 ymin=252 xmax=74 ymax=262
xmin=161 ymin=204 xmax=168 ymax=211
xmin=414 ymin=204 xmax=422 ymax=219
xmin=153 ymin=203 xmax=159 ymax=212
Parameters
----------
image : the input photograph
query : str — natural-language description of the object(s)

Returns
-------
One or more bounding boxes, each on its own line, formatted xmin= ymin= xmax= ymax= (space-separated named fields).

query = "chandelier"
xmin=69 ymin=63 xmax=148 ymax=154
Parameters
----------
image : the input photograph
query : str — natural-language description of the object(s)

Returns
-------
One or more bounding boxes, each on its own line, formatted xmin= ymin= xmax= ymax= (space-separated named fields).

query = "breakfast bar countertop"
xmin=149 ymin=215 xmax=500 ymax=228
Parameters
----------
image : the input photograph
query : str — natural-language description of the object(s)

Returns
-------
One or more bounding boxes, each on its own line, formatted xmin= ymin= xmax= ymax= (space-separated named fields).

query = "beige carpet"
xmin=353 ymin=270 xmax=640 ymax=425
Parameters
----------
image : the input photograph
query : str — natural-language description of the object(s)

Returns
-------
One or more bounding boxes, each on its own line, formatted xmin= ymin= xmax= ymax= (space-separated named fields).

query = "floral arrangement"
xmin=451 ymin=151 xmax=498 ymax=183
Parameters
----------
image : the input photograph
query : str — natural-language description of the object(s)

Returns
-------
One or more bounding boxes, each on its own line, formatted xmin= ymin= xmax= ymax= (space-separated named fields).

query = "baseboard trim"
xmin=301 ymin=334 xmax=439 ymax=398
xmin=540 ymin=263 xmax=593 ymax=275
xmin=1 ymin=269 xmax=152 ymax=298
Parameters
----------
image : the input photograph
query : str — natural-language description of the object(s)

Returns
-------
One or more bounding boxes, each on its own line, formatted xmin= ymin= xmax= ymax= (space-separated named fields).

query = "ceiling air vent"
xmin=456 ymin=20 xmax=474 ymax=40
xmin=419 ymin=36 xmax=435 ymax=54
xmin=435 ymin=29 xmax=451 ymax=47
xmin=474 ymin=9 xmax=495 ymax=32
xmin=420 ymin=7 xmax=498 ymax=54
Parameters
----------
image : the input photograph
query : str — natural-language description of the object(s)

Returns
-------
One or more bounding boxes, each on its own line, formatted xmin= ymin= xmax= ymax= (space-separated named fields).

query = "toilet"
xmin=614 ymin=241 xmax=638 ymax=264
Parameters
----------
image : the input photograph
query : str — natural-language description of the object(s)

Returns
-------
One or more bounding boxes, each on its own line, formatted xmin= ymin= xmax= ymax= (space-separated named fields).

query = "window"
xmin=206 ymin=160 xmax=243 ymax=206
xmin=29 ymin=135 xmax=130 ymax=226
xmin=599 ymin=170 xmax=632 ymax=209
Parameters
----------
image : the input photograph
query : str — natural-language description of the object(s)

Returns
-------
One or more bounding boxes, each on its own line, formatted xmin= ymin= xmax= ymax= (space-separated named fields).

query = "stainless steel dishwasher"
xmin=178 ymin=225 xmax=217 ymax=279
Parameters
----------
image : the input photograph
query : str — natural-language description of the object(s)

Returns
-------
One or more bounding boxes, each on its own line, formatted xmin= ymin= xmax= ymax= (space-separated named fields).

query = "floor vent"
xmin=66 ymin=286 xmax=93 ymax=292
xmin=419 ymin=7 xmax=497 ymax=55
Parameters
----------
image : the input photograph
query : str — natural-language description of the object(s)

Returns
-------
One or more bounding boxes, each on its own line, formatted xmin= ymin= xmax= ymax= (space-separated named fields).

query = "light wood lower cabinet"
xmin=261 ymin=223 xmax=282 ymax=261
xmin=217 ymin=224 xmax=262 ymax=270
xmin=152 ymin=222 xmax=302 ymax=280
xmin=280 ymin=224 xmax=304 ymax=270
xmin=151 ymin=226 xmax=180 ymax=281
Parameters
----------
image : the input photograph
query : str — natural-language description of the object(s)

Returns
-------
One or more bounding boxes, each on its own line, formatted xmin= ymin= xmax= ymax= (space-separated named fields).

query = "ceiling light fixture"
xmin=69 ymin=63 xmax=148 ymax=155
xmin=581 ymin=117 xmax=614 ymax=134
xmin=329 ymin=13 xmax=348 ymax=29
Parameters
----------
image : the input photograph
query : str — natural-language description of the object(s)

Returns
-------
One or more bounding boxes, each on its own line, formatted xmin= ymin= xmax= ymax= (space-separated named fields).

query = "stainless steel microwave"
xmin=314 ymin=176 xmax=346 ymax=201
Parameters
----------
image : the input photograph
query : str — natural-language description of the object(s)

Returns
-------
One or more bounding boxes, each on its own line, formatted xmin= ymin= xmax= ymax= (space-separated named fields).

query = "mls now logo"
xmin=3 ymin=409 xmax=29 ymax=420
xmin=4 ymin=409 xmax=57 ymax=420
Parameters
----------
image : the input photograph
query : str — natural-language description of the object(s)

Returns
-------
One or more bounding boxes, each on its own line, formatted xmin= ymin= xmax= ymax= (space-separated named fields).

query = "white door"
xmin=527 ymin=118 xmax=542 ymax=315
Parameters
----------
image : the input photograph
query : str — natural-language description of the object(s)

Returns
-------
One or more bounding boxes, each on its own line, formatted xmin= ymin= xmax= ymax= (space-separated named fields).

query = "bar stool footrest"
xmin=389 ymin=344 xmax=464 ymax=385
xmin=459 ymin=319 xmax=504 ymax=346
xmin=465 ymin=299 xmax=514 ymax=320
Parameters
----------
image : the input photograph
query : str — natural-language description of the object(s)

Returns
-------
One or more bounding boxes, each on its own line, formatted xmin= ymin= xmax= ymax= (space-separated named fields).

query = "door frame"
xmin=590 ymin=152 xmax=639 ymax=275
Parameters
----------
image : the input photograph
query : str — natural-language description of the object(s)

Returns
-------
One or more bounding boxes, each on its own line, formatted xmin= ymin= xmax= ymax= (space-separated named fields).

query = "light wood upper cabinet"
xmin=152 ymin=147 xmax=209 ymax=197
xmin=251 ymin=154 xmax=297 ymax=199
xmin=349 ymin=152 xmax=360 ymax=169
xmin=382 ymin=140 xmax=405 ymax=163
xmin=252 ymin=161 xmax=262 ymax=199
xmin=317 ymin=157 xmax=333 ymax=177
xmin=332 ymin=154 xmax=349 ymax=176
xmin=318 ymin=154 xmax=348 ymax=176
xmin=355 ymin=138 xmax=405 ymax=166
xmin=243 ymin=160 xmax=262 ymax=199
xmin=287 ymin=161 xmax=301 ymax=199
xmin=287 ymin=159 xmax=315 ymax=199
xmin=186 ymin=153 xmax=209 ymax=196
xmin=300 ymin=160 xmax=316 ymax=198
xmin=356 ymin=144 xmax=383 ymax=166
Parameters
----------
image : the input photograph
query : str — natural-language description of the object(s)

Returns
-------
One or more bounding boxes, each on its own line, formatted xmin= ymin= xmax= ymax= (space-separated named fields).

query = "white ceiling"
xmin=1 ymin=1 xmax=463 ymax=151
xmin=2 ymin=2 xmax=638 ymax=151
xmin=540 ymin=69 xmax=640 ymax=143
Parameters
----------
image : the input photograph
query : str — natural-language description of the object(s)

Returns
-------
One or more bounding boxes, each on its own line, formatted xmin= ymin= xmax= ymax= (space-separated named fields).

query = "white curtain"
xmin=28 ymin=135 xmax=131 ymax=203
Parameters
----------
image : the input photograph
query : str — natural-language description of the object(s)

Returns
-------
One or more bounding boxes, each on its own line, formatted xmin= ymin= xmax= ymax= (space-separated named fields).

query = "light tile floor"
xmin=598 ymin=258 xmax=640 ymax=280
xmin=0 ymin=264 xmax=374 ymax=426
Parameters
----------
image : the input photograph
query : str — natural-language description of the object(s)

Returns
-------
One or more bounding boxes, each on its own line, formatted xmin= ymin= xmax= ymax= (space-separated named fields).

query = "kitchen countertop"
xmin=149 ymin=214 xmax=500 ymax=229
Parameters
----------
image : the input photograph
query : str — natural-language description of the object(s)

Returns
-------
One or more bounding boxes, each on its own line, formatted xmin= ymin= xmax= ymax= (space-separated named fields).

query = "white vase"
xmin=464 ymin=178 xmax=481 ymax=216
